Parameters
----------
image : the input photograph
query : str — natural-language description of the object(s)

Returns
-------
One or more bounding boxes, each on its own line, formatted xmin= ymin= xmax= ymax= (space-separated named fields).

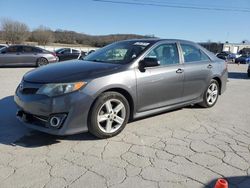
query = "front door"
xmin=136 ymin=42 xmax=184 ymax=112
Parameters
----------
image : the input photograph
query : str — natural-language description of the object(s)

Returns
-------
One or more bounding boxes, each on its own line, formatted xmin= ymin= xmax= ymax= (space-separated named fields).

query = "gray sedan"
xmin=0 ymin=45 xmax=58 ymax=67
xmin=14 ymin=39 xmax=228 ymax=138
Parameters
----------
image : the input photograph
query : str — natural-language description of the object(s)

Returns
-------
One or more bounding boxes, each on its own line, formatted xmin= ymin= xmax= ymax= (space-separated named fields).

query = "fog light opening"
xmin=50 ymin=116 xmax=61 ymax=128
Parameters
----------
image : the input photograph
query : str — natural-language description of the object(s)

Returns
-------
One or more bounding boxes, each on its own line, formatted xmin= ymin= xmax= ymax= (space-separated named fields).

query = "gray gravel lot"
xmin=0 ymin=64 xmax=250 ymax=188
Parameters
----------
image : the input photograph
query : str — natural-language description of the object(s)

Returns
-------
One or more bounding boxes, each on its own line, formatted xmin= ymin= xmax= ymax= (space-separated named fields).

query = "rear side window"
xmin=181 ymin=44 xmax=210 ymax=63
xmin=72 ymin=49 xmax=79 ymax=53
xmin=23 ymin=46 xmax=33 ymax=53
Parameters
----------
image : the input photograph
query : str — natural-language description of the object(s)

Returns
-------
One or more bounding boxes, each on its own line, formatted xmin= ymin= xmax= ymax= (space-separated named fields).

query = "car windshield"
xmin=84 ymin=41 xmax=153 ymax=64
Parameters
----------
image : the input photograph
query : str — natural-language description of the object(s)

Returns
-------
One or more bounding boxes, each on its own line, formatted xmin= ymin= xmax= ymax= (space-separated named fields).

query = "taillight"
xmin=51 ymin=52 xmax=57 ymax=57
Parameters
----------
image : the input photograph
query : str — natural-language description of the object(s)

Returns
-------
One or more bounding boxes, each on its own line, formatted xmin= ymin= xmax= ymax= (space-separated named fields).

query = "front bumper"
xmin=14 ymin=86 xmax=94 ymax=135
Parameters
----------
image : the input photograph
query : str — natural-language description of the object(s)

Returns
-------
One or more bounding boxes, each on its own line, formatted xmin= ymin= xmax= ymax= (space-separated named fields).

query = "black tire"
xmin=199 ymin=79 xmax=219 ymax=108
xmin=37 ymin=57 xmax=49 ymax=67
xmin=248 ymin=72 xmax=250 ymax=77
xmin=88 ymin=92 xmax=130 ymax=138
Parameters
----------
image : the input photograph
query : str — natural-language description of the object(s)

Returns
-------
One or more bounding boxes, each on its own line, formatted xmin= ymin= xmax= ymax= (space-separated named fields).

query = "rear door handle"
xmin=176 ymin=68 xmax=184 ymax=74
xmin=207 ymin=64 xmax=213 ymax=69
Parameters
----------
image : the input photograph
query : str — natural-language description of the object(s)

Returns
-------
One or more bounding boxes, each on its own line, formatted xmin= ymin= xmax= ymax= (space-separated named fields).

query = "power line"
xmin=93 ymin=0 xmax=250 ymax=13
xmin=131 ymin=0 xmax=250 ymax=11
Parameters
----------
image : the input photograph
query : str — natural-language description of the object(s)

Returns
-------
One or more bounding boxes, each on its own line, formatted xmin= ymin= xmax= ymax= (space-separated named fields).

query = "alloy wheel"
xmin=37 ymin=58 xmax=48 ymax=67
xmin=97 ymin=99 xmax=126 ymax=133
xmin=206 ymin=83 xmax=218 ymax=106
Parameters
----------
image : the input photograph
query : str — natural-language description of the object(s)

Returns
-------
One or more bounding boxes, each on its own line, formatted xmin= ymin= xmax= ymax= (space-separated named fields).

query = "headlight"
xmin=36 ymin=82 xmax=86 ymax=97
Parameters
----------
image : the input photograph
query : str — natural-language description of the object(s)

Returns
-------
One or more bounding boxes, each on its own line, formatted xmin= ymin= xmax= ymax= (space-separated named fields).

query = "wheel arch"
xmin=89 ymin=87 xmax=135 ymax=121
xmin=36 ymin=57 xmax=48 ymax=67
xmin=212 ymin=76 xmax=222 ymax=95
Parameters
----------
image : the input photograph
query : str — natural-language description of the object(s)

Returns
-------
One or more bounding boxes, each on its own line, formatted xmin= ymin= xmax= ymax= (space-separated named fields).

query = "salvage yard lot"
xmin=0 ymin=64 xmax=250 ymax=188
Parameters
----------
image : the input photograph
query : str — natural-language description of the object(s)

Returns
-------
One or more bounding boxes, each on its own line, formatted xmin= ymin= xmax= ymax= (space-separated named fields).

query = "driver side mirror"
xmin=139 ymin=57 xmax=160 ymax=71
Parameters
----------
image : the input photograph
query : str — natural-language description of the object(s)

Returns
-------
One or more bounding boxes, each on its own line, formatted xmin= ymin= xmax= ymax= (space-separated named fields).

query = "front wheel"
xmin=199 ymin=79 xmax=219 ymax=108
xmin=88 ymin=92 xmax=130 ymax=138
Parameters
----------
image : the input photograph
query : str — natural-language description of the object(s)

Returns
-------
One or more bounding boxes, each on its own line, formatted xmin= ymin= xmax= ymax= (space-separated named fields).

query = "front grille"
xmin=21 ymin=88 xmax=39 ymax=94
xmin=18 ymin=80 xmax=41 ymax=95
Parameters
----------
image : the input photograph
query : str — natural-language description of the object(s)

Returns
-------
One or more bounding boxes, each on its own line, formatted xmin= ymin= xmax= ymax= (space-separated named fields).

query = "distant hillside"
xmin=0 ymin=30 xmax=155 ymax=47
xmin=50 ymin=30 xmax=155 ymax=47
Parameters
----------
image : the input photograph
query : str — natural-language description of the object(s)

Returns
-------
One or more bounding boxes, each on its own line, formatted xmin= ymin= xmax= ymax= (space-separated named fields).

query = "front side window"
xmin=62 ymin=49 xmax=70 ymax=53
xmin=181 ymin=44 xmax=210 ymax=63
xmin=6 ymin=46 xmax=21 ymax=53
xmin=145 ymin=43 xmax=180 ymax=66
xmin=84 ymin=41 xmax=153 ymax=64
xmin=56 ymin=48 xmax=70 ymax=54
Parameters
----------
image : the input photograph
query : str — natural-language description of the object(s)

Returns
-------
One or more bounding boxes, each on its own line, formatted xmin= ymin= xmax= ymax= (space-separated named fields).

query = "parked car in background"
xmin=216 ymin=51 xmax=237 ymax=62
xmin=0 ymin=45 xmax=58 ymax=67
xmin=0 ymin=44 xmax=7 ymax=49
xmin=15 ymin=39 xmax=227 ymax=138
xmin=55 ymin=48 xmax=86 ymax=61
xmin=239 ymin=48 xmax=250 ymax=55
xmin=235 ymin=54 xmax=250 ymax=64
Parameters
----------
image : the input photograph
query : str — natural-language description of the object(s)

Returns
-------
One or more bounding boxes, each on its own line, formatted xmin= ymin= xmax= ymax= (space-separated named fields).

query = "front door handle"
xmin=207 ymin=64 xmax=213 ymax=69
xmin=176 ymin=68 xmax=184 ymax=74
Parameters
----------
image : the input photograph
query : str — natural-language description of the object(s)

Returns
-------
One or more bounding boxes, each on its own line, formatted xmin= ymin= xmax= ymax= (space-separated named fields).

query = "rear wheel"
xmin=37 ymin=58 xmax=49 ymax=67
xmin=199 ymin=79 xmax=219 ymax=108
xmin=88 ymin=92 xmax=130 ymax=138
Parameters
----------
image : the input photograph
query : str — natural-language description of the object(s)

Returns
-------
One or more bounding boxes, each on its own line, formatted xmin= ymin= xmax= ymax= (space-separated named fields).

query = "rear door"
xmin=180 ymin=43 xmax=214 ymax=102
xmin=136 ymin=42 xmax=184 ymax=112
xmin=21 ymin=46 xmax=39 ymax=65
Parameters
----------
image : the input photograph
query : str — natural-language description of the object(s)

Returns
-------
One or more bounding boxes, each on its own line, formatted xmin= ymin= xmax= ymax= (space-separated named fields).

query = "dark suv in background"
xmin=55 ymin=48 xmax=86 ymax=61
xmin=0 ymin=45 xmax=58 ymax=67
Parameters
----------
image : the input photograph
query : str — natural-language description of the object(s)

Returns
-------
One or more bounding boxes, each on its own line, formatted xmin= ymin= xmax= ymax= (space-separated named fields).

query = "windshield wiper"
xmin=88 ymin=59 xmax=107 ymax=63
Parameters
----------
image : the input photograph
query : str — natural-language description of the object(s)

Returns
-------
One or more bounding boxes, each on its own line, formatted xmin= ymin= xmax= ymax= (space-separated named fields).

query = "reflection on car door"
xmin=180 ymin=43 xmax=213 ymax=102
xmin=136 ymin=42 xmax=184 ymax=112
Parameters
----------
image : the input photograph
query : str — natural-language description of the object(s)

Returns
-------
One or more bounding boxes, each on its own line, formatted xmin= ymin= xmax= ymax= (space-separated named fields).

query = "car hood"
xmin=23 ymin=60 xmax=122 ymax=83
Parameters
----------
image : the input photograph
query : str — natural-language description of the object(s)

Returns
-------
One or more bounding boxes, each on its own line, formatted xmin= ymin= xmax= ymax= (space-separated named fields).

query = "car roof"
xmin=8 ymin=44 xmax=40 ymax=48
xmin=120 ymin=38 xmax=199 ymax=45
xmin=121 ymin=38 xmax=194 ymax=43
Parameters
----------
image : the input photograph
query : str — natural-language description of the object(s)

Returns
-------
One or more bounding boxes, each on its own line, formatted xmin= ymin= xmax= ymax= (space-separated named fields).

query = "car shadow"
xmin=0 ymin=96 xmax=97 ymax=148
xmin=205 ymin=176 xmax=250 ymax=188
xmin=228 ymin=72 xmax=249 ymax=79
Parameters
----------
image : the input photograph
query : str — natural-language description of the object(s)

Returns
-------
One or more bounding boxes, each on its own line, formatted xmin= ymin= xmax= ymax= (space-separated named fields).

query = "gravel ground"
xmin=0 ymin=64 xmax=249 ymax=188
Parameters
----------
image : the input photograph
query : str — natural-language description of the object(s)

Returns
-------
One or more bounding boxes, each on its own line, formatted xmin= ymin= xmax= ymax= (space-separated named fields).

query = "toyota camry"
xmin=14 ymin=39 xmax=228 ymax=138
